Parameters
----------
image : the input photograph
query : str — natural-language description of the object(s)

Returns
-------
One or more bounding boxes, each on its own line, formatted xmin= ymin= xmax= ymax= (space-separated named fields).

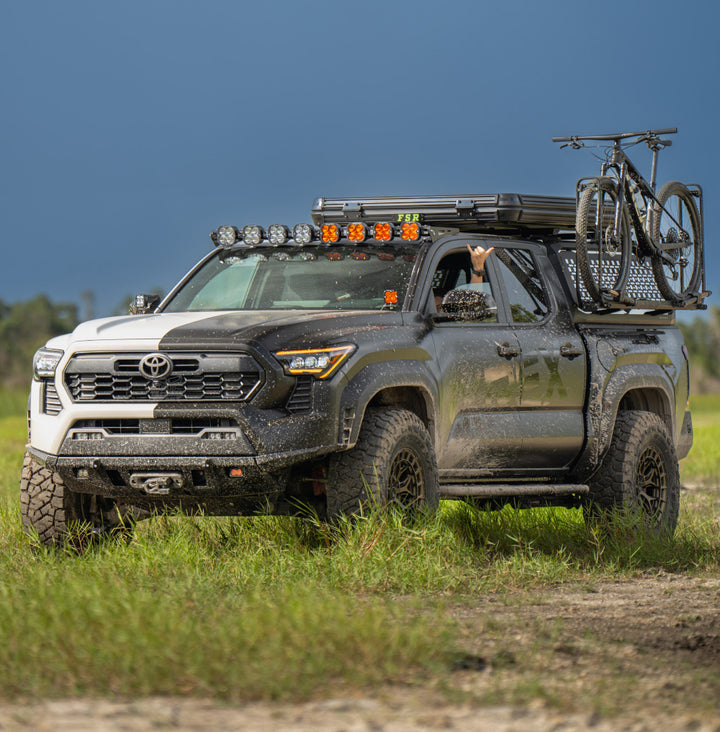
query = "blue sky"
xmin=1 ymin=0 xmax=718 ymax=318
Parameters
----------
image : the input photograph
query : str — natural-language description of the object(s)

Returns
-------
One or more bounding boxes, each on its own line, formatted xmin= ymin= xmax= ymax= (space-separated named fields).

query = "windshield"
xmin=163 ymin=246 xmax=419 ymax=312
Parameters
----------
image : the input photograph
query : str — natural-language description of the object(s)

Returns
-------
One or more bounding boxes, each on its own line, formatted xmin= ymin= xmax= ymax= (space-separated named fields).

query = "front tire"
xmin=586 ymin=411 xmax=680 ymax=534
xmin=325 ymin=408 xmax=439 ymax=520
xmin=20 ymin=452 xmax=133 ymax=547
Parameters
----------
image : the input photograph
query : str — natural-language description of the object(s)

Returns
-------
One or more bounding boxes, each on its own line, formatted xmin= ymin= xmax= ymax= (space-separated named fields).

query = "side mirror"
xmin=434 ymin=288 xmax=497 ymax=322
xmin=129 ymin=294 xmax=161 ymax=315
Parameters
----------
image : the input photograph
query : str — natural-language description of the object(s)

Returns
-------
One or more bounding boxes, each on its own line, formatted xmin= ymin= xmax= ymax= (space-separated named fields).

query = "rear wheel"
xmin=650 ymin=180 xmax=702 ymax=302
xmin=575 ymin=178 xmax=632 ymax=304
xmin=585 ymin=411 xmax=680 ymax=534
xmin=325 ymin=407 xmax=439 ymax=520
xmin=20 ymin=452 xmax=134 ymax=548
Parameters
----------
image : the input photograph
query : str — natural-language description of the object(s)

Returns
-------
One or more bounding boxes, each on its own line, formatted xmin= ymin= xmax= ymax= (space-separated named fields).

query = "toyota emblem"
xmin=139 ymin=353 xmax=173 ymax=380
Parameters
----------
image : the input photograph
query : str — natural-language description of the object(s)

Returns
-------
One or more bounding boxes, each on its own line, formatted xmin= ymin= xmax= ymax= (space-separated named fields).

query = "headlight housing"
xmin=274 ymin=345 xmax=355 ymax=379
xmin=33 ymin=348 xmax=64 ymax=380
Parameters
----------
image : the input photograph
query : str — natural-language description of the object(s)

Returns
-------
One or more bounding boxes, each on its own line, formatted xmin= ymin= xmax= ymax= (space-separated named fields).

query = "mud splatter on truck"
xmin=22 ymin=191 xmax=706 ymax=545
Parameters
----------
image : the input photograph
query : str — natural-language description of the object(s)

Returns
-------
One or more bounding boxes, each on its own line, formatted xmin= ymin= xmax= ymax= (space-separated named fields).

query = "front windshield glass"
xmin=163 ymin=246 xmax=419 ymax=312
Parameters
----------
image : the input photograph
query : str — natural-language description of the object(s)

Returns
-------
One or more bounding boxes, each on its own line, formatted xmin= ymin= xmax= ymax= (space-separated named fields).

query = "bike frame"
xmin=554 ymin=128 xmax=706 ymax=308
xmin=563 ymin=129 xmax=685 ymax=261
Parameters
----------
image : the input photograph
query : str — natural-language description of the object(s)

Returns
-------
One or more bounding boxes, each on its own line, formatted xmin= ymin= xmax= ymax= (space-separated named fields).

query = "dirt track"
xmin=2 ymin=574 xmax=718 ymax=731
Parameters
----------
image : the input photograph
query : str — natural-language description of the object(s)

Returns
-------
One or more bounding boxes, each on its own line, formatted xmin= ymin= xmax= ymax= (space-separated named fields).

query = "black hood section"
xmin=158 ymin=310 xmax=405 ymax=352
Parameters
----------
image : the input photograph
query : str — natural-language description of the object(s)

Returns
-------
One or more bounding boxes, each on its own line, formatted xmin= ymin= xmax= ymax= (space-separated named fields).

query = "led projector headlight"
xmin=33 ymin=347 xmax=63 ymax=380
xmin=274 ymin=345 xmax=355 ymax=379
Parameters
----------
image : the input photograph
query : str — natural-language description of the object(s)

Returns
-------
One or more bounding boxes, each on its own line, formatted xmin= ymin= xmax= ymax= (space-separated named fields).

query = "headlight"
xmin=274 ymin=345 xmax=355 ymax=379
xmin=33 ymin=348 xmax=64 ymax=379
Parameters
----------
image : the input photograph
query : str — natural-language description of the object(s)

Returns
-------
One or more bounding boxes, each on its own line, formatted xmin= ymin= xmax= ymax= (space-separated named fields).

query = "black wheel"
xmin=585 ymin=411 xmax=680 ymax=534
xmin=575 ymin=178 xmax=632 ymax=304
xmin=650 ymin=180 xmax=702 ymax=302
xmin=20 ymin=452 xmax=134 ymax=547
xmin=325 ymin=407 xmax=439 ymax=520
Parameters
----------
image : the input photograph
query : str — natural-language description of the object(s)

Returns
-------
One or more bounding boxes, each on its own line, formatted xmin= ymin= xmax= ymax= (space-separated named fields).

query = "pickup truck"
xmin=22 ymin=193 xmax=699 ymax=545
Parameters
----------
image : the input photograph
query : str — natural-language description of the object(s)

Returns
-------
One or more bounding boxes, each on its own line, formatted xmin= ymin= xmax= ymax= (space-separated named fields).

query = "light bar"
xmin=209 ymin=217 xmax=426 ymax=249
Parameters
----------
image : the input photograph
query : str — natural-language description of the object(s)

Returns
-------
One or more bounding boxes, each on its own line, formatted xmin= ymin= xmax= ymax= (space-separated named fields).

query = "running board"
xmin=440 ymin=483 xmax=589 ymax=498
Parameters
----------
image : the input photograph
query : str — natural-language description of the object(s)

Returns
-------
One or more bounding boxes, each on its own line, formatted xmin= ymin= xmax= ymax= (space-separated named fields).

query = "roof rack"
xmin=311 ymin=193 xmax=577 ymax=234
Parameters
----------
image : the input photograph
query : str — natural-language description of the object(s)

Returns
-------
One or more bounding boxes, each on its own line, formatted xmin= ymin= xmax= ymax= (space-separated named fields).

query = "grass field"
xmin=0 ymin=389 xmax=718 ymax=711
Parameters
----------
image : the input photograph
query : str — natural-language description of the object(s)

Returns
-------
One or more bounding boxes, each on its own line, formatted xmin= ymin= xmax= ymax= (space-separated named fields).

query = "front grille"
xmin=71 ymin=417 xmax=238 ymax=435
xmin=64 ymin=353 xmax=263 ymax=403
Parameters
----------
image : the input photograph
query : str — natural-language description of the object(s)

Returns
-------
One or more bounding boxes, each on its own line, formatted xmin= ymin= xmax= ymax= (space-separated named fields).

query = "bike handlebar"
xmin=552 ymin=128 xmax=677 ymax=144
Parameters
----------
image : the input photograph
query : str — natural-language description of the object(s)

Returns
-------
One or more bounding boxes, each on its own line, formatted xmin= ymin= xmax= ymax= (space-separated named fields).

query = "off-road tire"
xmin=575 ymin=178 xmax=632 ymax=304
xmin=586 ymin=410 xmax=680 ymax=534
xmin=650 ymin=180 xmax=702 ymax=303
xmin=20 ymin=452 xmax=133 ymax=547
xmin=325 ymin=407 xmax=439 ymax=520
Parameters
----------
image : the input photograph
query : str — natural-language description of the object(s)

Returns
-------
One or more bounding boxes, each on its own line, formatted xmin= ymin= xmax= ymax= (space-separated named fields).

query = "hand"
xmin=467 ymin=244 xmax=494 ymax=281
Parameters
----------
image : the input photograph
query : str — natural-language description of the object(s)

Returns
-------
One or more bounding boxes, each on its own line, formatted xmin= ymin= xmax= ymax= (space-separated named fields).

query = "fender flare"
xmin=337 ymin=359 xmax=438 ymax=448
xmin=573 ymin=363 xmax=675 ymax=480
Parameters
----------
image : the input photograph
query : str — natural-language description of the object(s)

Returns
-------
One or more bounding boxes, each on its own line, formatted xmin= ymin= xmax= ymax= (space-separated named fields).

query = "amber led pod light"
xmin=321 ymin=224 xmax=340 ymax=243
xmin=347 ymin=223 xmax=367 ymax=243
xmin=373 ymin=222 xmax=393 ymax=242
xmin=400 ymin=222 xmax=420 ymax=241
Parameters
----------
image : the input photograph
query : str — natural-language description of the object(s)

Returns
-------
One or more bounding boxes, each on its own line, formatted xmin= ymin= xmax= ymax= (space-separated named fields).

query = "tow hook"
xmin=129 ymin=472 xmax=184 ymax=495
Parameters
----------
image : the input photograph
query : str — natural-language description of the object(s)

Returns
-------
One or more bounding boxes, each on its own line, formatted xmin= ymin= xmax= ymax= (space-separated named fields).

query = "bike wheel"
xmin=650 ymin=181 xmax=702 ymax=302
xmin=575 ymin=178 xmax=632 ymax=304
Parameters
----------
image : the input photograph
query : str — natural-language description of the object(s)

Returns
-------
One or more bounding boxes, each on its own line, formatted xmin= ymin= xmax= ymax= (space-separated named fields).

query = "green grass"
xmin=0 ymin=387 xmax=719 ymax=705
xmin=680 ymin=394 xmax=720 ymax=484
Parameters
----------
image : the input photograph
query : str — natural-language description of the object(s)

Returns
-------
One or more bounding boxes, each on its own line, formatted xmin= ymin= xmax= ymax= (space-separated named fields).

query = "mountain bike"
xmin=553 ymin=128 xmax=703 ymax=305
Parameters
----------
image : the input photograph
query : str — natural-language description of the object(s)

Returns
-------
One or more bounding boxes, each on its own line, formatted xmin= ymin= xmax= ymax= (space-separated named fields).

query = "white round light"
xmin=268 ymin=224 xmax=289 ymax=245
xmin=292 ymin=223 xmax=314 ymax=245
xmin=215 ymin=225 xmax=238 ymax=247
xmin=242 ymin=225 xmax=264 ymax=246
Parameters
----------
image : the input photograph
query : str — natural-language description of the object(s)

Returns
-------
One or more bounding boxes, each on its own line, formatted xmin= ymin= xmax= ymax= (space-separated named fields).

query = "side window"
xmin=494 ymin=249 xmax=549 ymax=323
xmin=430 ymin=248 xmax=497 ymax=323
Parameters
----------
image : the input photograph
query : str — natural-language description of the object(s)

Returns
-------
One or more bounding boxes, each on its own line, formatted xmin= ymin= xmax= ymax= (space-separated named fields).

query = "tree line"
xmin=1 ymin=295 xmax=719 ymax=392
xmin=0 ymin=296 xmax=79 ymax=389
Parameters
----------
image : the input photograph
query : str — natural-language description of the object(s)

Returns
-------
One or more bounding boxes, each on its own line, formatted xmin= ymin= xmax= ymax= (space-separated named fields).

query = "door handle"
xmin=497 ymin=342 xmax=521 ymax=358
xmin=560 ymin=343 xmax=584 ymax=359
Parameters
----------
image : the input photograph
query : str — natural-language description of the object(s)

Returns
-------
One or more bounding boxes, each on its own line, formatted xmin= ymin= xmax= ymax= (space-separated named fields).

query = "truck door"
xmin=492 ymin=247 xmax=586 ymax=469
xmin=425 ymin=245 xmax=524 ymax=475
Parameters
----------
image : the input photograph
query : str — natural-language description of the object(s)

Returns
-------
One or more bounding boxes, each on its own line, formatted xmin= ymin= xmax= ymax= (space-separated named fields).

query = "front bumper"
xmin=28 ymin=442 xmax=338 ymax=512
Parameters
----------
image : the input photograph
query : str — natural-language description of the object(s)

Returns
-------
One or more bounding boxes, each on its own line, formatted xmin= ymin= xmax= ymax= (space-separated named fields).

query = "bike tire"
xmin=575 ymin=178 xmax=632 ymax=304
xmin=650 ymin=181 xmax=702 ymax=302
